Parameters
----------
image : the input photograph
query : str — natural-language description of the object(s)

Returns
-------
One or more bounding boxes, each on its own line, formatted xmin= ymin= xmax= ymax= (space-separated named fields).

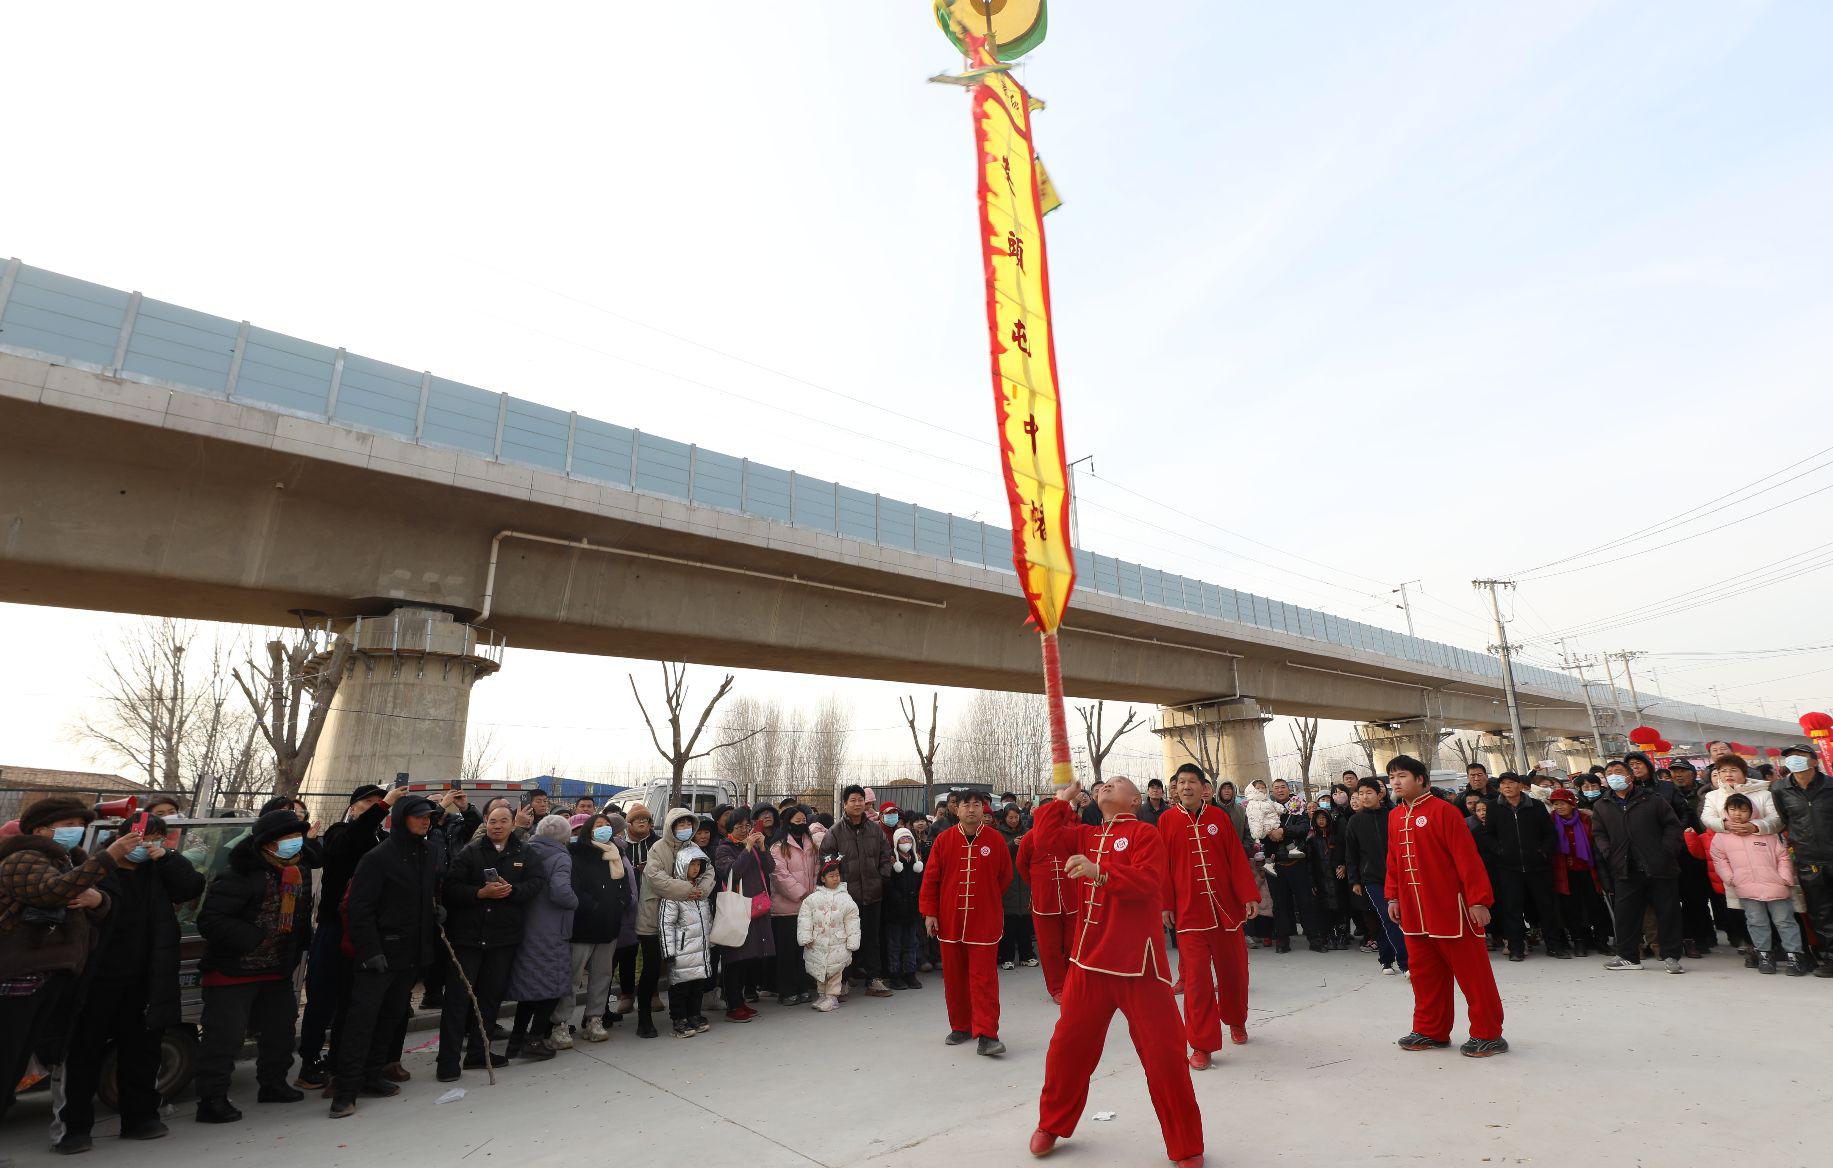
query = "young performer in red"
xmin=1382 ymin=755 xmax=1508 ymax=1057
xmin=1016 ymin=813 xmax=1080 ymax=1003
xmin=919 ymin=789 xmax=1013 ymax=1056
xmin=1028 ymin=778 xmax=1204 ymax=1168
xmin=1159 ymin=764 xmax=1261 ymax=1068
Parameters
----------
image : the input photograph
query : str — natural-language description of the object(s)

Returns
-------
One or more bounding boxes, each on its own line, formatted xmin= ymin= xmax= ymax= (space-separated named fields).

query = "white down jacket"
xmin=1244 ymin=786 xmax=1283 ymax=842
xmin=660 ymin=845 xmax=714 ymax=982
xmin=796 ymin=884 xmax=860 ymax=980
xmin=1700 ymin=777 xmax=1781 ymax=836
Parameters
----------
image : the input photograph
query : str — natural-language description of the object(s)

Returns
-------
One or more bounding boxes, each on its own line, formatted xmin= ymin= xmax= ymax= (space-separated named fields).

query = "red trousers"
xmin=1408 ymin=932 xmax=1504 ymax=1042
xmin=1032 ymin=911 xmax=1076 ymax=998
xmin=940 ymin=941 xmax=1001 ymax=1038
xmin=1176 ymin=925 xmax=1247 ymax=1051
xmin=1038 ymin=966 xmax=1203 ymax=1163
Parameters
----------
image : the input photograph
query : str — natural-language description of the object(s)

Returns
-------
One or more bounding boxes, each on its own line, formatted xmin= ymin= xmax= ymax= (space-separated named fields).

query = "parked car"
xmin=610 ymin=779 xmax=739 ymax=820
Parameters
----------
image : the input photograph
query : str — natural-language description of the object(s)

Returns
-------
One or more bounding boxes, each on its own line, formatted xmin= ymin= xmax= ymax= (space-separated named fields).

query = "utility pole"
xmin=1473 ymin=579 xmax=1529 ymax=773
xmin=1610 ymin=650 xmax=1647 ymax=724
xmin=1600 ymin=653 xmax=1631 ymax=748
xmin=1067 ymin=454 xmax=1095 ymax=551
xmin=1393 ymin=580 xmax=1420 ymax=638
xmin=1558 ymin=639 xmax=1606 ymax=763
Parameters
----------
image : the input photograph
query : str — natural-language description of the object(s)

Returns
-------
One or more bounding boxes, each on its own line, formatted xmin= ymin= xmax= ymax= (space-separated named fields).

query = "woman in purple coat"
xmin=712 ymin=808 xmax=776 ymax=1023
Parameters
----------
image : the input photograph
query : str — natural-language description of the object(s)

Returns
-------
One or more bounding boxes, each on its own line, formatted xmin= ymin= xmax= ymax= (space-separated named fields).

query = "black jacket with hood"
xmin=198 ymin=815 xmax=315 ymax=978
xmin=1590 ymin=784 xmax=1684 ymax=882
xmin=90 ymin=849 xmax=205 ymax=1028
xmin=1486 ymin=793 xmax=1557 ymax=874
xmin=344 ymin=797 xmax=439 ymax=972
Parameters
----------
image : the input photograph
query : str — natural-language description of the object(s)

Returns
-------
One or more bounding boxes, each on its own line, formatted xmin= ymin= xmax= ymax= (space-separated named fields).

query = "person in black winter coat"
xmin=1485 ymin=774 xmax=1570 ymax=960
xmin=435 ymin=804 xmax=546 ymax=1082
xmin=1342 ymin=781 xmax=1407 ymax=973
xmin=1592 ymin=762 xmax=1686 ymax=972
xmin=1770 ymin=746 xmax=1833 ymax=974
xmin=1264 ymin=780 xmax=1320 ymax=953
xmin=51 ymin=816 xmax=206 ymax=1151
xmin=331 ymin=796 xmax=439 ymax=1116
xmin=297 ymin=783 xmax=397 ymax=1087
xmin=555 ymin=813 xmax=631 ymax=1041
xmin=195 ymin=810 xmax=315 ymax=1124
xmin=418 ymin=789 xmax=482 ymax=1012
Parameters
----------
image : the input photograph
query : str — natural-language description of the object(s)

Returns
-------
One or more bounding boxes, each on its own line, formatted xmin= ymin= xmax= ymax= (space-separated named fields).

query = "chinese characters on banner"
xmin=972 ymin=64 xmax=1075 ymax=636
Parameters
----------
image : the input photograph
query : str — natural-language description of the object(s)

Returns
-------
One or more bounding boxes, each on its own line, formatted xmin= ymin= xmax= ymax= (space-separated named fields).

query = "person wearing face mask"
xmin=879 ymin=800 xmax=904 ymax=842
xmin=0 ymin=797 xmax=144 ymax=1124
xmin=554 ymin=814 xmax=630 ymax=1044
xmin=634 ymin=808 xmax=715 ymax=1037
xmin=1771 ymin=744 xmax=1833 ymax=976
xmin=194 ymin=810 xmax=316 ymax=1123
xmin=712 ymin=810 xmax=776 ymax=1023
xmin=611 ymin=806 xmax=658 ymax=1018
xmin=1591 ymin=761 xmax=1686 ymax=973
xmin=1546 ymin=788 xmax=1610 ymax=958
xmin=768 ymin=805 xmax=821 ymax=1004
xmin=49 ymin=814 xmax=205 ymax=1152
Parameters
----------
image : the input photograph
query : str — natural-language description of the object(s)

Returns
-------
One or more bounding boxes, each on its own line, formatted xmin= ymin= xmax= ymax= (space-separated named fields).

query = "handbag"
xmin=710 ymin=869 xmax=752 ymax=949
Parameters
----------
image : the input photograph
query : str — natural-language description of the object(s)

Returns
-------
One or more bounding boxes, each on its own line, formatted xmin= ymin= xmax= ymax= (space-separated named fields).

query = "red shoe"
xmin=1174 ymin=1157 xmax=1205 ymax=1168
xmin=1229 ymin=1025 xmax=1248 ymax=1045
xmin=1171 ymin=979 xmax=1185 ymax=996
xmin=1029 ymin=1130 xmax=1058 ymax=1157
xmin=724 ymin=1007 xmax=756 ymax=1023
xmin=1187 ymin=1049 xmax=1211 ymax=1070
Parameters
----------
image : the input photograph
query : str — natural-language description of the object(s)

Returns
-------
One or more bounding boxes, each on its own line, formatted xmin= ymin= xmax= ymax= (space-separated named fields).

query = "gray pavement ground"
xmin=4 ymin=944 xmax=1827 ymax=1168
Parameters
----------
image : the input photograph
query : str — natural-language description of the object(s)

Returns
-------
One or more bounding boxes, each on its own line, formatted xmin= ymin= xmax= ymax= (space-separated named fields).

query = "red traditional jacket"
xmin=1015 ymin=826 xmax=1080 ymax=916
xmin=1157 ymin=803 xmax=1260 ymax=933
xmin=1030 ymin=798 xmax=1172 ymax=982
xmin=918 ymin=823 xmax=1012 ymax=945
xmin=1383 ymin=793 xmax=1495 ymax=939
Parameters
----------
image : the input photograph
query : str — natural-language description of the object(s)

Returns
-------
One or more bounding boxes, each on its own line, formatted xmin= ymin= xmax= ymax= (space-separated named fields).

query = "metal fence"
xmin=0 ymin=256 xmax=1773 ymax=733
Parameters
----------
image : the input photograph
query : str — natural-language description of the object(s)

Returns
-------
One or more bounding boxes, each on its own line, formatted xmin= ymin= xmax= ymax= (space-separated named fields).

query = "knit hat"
xmin=880 ymin=801 xmax=901 ymax=817
xmin=818 ymin=856 xmax=844 ymax=883
xmin=250 ymin=809 xmax=307 ymax=845
xmin=568 ymin=813 xmax=594 ymax=831
xmin=20 ymin=796 xmax=96 ymax=834
xmin=1549 ymin=788 xmax=1577 ymax=805
xmin=348 ymin=783 xmax=387 ymax=806
xmin=891 ymin=826 xmax=923 ymax=873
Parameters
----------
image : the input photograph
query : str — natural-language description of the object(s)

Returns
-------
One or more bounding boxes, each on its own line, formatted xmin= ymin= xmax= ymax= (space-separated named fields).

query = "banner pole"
xmin=1041 ymin=631 xmax=1074 ymax=786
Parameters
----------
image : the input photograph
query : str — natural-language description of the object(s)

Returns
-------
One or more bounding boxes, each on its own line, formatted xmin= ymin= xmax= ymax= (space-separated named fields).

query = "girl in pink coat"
xmin=1708 ymin=794 xmax=1807 ymax=976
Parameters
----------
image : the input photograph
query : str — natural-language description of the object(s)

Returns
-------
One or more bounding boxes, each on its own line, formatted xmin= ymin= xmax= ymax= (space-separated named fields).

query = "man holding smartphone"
xmin=437 ymin=804 xmax=545 ymax=1082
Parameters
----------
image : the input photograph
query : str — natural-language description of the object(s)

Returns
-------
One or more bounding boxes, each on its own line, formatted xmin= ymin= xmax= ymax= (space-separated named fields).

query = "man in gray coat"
xmin=633 ymin=808 xmax=715 ymax=1037
xmin=821 ymin=784 xmax=895 ymax=997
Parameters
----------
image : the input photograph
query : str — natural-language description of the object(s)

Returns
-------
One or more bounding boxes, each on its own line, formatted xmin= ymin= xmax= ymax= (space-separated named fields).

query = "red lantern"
xmin=1800 ymin=712 xmax=1833 ymax=774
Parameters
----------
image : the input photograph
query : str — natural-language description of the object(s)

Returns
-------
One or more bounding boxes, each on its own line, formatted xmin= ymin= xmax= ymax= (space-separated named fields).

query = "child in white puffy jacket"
xmin=796 ymin=858 xmax=860 ymax=1012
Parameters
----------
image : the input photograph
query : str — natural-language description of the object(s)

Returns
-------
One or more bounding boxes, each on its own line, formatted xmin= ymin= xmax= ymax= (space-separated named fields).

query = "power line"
xmin=1509 ymin=444 xmax=1833 ymax=578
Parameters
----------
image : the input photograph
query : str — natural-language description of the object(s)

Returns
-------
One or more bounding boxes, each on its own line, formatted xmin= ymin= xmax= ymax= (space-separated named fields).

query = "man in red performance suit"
xmin=919 ymin=789 xmax=1013 ymax=1056
xmin=1027 ymin=778 xmax=1204 ymax=1168
xmin=1383 ymin=755 xmax=1508 ymax=1057
xmin=1017 ymin=810 xmax=1080 ymax=1003
xmin=1159 ymin=764 xmax=1261 ymax=1068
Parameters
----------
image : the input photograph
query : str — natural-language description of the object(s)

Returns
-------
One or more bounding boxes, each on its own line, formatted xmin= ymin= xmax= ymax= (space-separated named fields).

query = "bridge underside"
xmin=0 ymin=362 xmax=1797 ymax=748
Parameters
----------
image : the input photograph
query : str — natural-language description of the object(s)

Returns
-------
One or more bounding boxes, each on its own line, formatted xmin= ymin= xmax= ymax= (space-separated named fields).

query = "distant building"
xmin=0 ymin=765 xmax=147 ymax=821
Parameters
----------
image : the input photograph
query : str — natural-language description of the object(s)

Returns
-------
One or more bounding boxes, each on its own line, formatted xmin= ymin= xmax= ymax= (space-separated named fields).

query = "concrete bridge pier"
xmin=302 ymin=606 xmax=503 ymax=820
xmin=1155 ymin=699 xmax=1274 ymax=788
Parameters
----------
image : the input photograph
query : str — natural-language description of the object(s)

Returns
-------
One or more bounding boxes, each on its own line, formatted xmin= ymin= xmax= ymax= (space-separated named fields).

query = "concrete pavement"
xmin=3 ymin=945 xmax=1826 ymax=1168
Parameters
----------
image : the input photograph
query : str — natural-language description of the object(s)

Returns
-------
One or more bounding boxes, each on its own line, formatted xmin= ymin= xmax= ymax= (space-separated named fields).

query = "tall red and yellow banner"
xmin=937 ymin=3 xmax=1077 ymax=786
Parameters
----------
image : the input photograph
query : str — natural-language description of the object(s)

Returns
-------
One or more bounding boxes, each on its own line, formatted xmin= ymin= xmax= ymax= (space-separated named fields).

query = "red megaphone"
xmin=95 ymin=796 xmax=138 ymax=819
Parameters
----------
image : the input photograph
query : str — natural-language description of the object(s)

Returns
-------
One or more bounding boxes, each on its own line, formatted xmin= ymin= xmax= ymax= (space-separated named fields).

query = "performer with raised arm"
xmin=1027 ymin=777 xmax=1204 ymax=1168
xmin=1159 ymin=764 xmax=1261 ymax=1067
xmin=1384 ymin=755 xmax=1508 ymax=1057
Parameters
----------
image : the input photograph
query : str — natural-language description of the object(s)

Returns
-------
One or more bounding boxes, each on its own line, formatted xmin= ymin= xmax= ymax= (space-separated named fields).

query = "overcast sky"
xmin=4 ymin=1 xmax=1831 ymax=783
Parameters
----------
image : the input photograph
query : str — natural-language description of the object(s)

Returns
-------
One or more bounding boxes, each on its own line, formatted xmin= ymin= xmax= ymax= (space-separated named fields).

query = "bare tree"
xmin=1076 ymin=700 xmax=1143 ymax=784
xmin=900 ymin=692 xmax=943 ymax=788
xmin=1160 ymin=702 xmax=1221 ymax=780
xmin=77 ymin=619 xmax=201 ymax=792
xmin=954 ymin=691 xmax=1048 ymax=797
xmin=1346 ymin=725 xmax=1379 ymax=782
xmin=805 ymin=695 xmax=854 ymax=798
xmin=462 ymin=725 xmax=503 ymax=783
xmin=233 ymin=632 xmax=352 ymax=799
xmin=629 ymin=663 xmax=763 ymax=806
xmin=187 ymin=637 xmax=275 ymax=812
xmin=1288 ymin=717 xmax=1321 ymax=797
xmin=720 ymin=696 xmax=786 ymax=804
xmin=1447 ymin=733 xmax=1485 ymax=771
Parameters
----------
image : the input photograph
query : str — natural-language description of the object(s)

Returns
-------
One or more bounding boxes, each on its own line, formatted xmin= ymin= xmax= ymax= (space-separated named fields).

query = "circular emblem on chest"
xmin=1113 ymin=837 xmax=1130 ymax=852
xmin=1206 ymin=823 xmax=1219 ymax=836
xmin=980 ymin=845 xmax=991 ymax=856
xmin=1415 ymin=816 xmax=1428 ymax=827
